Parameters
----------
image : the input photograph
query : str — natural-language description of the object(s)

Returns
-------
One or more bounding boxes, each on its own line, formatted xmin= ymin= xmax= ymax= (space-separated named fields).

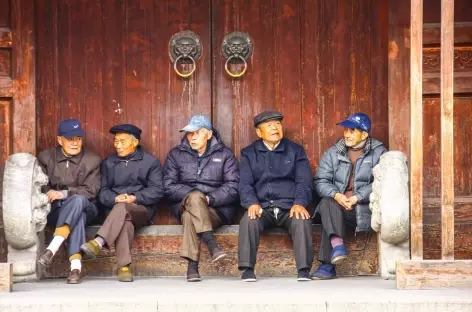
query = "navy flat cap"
xmin=253 ymin=111 xmax=284 ymax=128
xmin=109 ymin=124 xmax=142 ymax=140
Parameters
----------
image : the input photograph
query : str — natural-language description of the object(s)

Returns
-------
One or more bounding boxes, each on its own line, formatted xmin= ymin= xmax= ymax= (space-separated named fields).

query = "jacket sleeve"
xmin=163 ymin=152 xmax=194 ymax=202
xmin=98 ymin=161 xmax=118 ymax=208
xmin=37 ymin=150 xmax=53 ymax=194
xmin=134 ymin=159 xmax=164 ymax=206
xmin=239 ymin=150 xmax=260 ymax=209
xmin=314 ymin=149 xmax=339 ymax=199
xmin=68 ymin=158 xmax=101 ymax=200
xmin=293 ymin=148 xmax=313 ymax=208
xmin=353 ymin=145 xmax=388 ymax=204
xmin=208 ymin=150 xmax=240 ymax=207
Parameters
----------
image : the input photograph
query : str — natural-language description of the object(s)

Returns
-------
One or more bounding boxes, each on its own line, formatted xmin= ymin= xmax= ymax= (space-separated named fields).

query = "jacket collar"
xmin=109 ymin=146 xmax=144 ymax=163
xmin=178 ymin=132 xmax=224 ymax=156
xmin=55 ymin=146 xmax=84 ymax=164
xmin=335 ymin=138 xmax=372 ymax=156
xmin=255 ymin=138 xmax=286 ymax=152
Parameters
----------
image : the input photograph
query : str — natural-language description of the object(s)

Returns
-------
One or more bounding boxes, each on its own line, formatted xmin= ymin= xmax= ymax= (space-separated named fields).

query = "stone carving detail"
xmin=369 ymin=151 xmax=410 ymax=280
xmin=423 ymin=48 xmax=472 ymax=72
xmin=2 ymin=153 xmax=50 ymax=282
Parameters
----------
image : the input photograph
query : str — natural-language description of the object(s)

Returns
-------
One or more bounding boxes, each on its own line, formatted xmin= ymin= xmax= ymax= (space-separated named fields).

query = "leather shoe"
xmin=38 ymin=249 xmax=54 ymax=268
xmin=67 ymin=269 xmax=82 ymax=284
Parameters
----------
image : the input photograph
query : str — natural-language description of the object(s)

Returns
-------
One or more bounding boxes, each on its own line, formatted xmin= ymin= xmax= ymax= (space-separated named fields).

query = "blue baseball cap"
xmin=58 ymin=119 xmax=85 ymax=138
xmin=180 ymin=115 xmax=212 ymax=132
xmin=337 ymin=112 xmax=371 ymax=133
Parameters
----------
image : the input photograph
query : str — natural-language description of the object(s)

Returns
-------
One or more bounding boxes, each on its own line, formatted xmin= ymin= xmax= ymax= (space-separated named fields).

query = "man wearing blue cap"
xmin=238 ymin=111 xmax=314 ymax=282
xmin=312 ymin=112 xmax=386 ymax=280
xmin=163 ymin=115 xmax=239 ymax=282
xmin=80 ymin=124 xmax=164 ymax=282
xmin=37 ymin=119 xmax=101 ymax=284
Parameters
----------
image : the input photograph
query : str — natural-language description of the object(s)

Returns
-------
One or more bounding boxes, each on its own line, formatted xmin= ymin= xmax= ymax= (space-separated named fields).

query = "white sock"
xmin=47 ymin=236 xmax=66 ymax=255
xmin=70 ymin=259 xmax=82 ymax=272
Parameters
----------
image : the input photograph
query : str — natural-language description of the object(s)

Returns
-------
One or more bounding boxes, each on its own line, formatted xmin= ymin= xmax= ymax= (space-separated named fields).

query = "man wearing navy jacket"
xmin=238 ymin=111 xmax=314 ymax=282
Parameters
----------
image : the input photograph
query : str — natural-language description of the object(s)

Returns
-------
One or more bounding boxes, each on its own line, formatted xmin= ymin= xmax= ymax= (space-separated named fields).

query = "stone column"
xmin=2 ymin=153 xmax=50 ymax=282
xmin=369 ymin=151 xmax=410 ymax=280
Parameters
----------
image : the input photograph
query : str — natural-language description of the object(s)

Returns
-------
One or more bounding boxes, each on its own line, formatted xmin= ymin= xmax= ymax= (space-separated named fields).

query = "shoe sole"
xmin=311 ymin=276 xmax=336 ymax=280
xmin=242 ymin=278 xmax=257 ymax=282
xmin=187 ymin=277 xmax=202 ymax=282
xmin=67 ymin=280 xmax=81 ymax=284
xmin=119 ymin=279 xmax=134 ymax=282
xmin=38 ymin=258 xmax=50 ymax=268
xmin=331 ymin=255 xmax=348 ymax=265
xmin=212 ymin=253 xmax=227 ymax=263
xmin=80 ymin=246 xmax=97 ymax=259
xmin=297 ymin=277 xmax=312 ymax=281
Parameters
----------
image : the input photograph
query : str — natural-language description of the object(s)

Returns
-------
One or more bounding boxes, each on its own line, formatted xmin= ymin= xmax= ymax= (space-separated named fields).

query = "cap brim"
xmin=337 ymin=120 xmax=370 ymax=132
xmin=61 ymin=129 xmax=84 ymax=138
xmin=179 ymin=124 xmax=201 ymax=132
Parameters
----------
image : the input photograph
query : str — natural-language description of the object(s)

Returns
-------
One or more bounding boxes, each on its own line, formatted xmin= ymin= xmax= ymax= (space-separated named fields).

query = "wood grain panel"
xmin=0 ymin=100 xmax=12 ymax=227
xmin=423 ymin=97 xmax=472 ymax=198
xmin=0 ymin=0 xmax=10 ymax=28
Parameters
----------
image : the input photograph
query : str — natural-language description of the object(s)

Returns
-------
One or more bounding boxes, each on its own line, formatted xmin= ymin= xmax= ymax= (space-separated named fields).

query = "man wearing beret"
xmin=238 ymin=111 xmax=314 ymax=282
xmin=312 ymin=112 xmax=386 ymax=280
xmin=80 ymin=124 xmax=164 ymax=282
xmin=37 ymin=119 xmax=101 ymax=284
xmin=163 ymin=115 xmax=239 ymax=282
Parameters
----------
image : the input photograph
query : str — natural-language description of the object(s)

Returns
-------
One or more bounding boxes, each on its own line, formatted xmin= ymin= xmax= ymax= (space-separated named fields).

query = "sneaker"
xmin=211 ymin=247 xmax=227 ymax=263
xmin=297 ymin=268 xmax=311 ymax=281
xmin=80 ymin=240 xmax=102 ymax=259
xmin=311 ymin=264 xmax=336 ymax=280
xmin=331 ymin=245 xmax=349 ymax=265
xmin=118 ymin=266 xmax=133 ymax=282
xmin=241 ymin=268 xmax=257 ymax=282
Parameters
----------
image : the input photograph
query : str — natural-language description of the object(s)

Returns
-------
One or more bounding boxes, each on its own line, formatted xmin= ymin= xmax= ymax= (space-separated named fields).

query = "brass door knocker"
xmin=169 ymin=30 xmax=203 ymax=78
xmin=221 ymin=31 xmax=253 ymax=78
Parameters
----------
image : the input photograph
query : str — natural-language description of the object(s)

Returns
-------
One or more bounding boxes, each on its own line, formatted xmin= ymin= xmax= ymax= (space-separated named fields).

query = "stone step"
xmin=45 ymin=225 xmax=378 ymax=278
xmin=1 ymin=277 xmax=471 ymax=312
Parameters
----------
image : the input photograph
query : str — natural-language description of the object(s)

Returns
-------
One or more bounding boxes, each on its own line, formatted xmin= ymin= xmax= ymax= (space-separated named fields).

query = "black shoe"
xmin=241 ymin=268 xmax=257 ymax=282
xmin=187 ymin=260 xmax=202 ymax=282
xmin=297 ymin=268 xmax=311 ymax=281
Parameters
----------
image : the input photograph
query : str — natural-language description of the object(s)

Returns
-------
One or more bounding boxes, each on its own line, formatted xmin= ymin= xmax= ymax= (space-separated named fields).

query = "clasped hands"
xmin=247 ymin=204 xmax=310 ymax=220
xmin=334 ymin=193 xmax=358 ymax=210
xmin=115 ymin=194 xmax=137 ymax=204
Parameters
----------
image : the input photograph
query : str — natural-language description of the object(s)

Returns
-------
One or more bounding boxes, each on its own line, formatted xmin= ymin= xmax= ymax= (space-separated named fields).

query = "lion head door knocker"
xmin=221 ymin=31 xmax=253 ymax=78
xmin=169 ymin=30 xmax=203 ymax=78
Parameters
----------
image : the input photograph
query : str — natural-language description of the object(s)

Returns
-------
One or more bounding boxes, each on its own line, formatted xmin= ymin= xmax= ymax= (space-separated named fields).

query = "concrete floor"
xmin=1 ymin=276 xmax=471 ymax=312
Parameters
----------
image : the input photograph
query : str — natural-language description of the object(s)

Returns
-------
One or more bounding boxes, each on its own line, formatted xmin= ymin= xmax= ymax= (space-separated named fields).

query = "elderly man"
xmin=312 ymin=112 xmax=386 ymax=280
xmin=238 ymin=111 xmax=314 ymax=282
xmin=37 ymin=119 xmax=101 ymax=284
xmin=164 ymin=115 xmax=239 ymax=282
xmin=80 ymin=124 xmax=164 ymax=282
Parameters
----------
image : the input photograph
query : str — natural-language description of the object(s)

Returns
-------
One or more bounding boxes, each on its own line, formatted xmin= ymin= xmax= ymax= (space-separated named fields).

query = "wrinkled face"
xmin=57 ymin=136 xmax=83 ymax=156
xmin=256 ymin=119 xmax=284 ymax=144
xmin=343 ymin=128 xmax=368 ymax=147
xmin=114 ymin=133 xmax=139 ymax=157
xmin=186 ymin=128 xmax=213 ymax=153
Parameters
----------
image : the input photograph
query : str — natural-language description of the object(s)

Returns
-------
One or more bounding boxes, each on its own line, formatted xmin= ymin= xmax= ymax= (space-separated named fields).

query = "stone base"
xmin=45 ymin=225 xmax=379 ymax=278
xmin=378 ymin=238 xmax=409 ymax=280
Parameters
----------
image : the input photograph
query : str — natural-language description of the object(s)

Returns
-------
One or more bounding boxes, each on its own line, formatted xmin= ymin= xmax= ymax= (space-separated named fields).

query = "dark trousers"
xmin=47 ymin=195 xmax=97 ymax=257
xmin=317 ymin=198 xmax=356 ymax=263
xmin=178 ymin=191 xmax=223 ymax=261
xmin=238 ymin=208 xmax=313 ymax=271
xmin=96 ymin=203 xmax=149 ymax=268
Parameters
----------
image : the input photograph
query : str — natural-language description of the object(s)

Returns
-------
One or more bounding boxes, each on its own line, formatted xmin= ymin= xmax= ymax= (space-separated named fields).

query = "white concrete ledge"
xmin=0 ymin=277 xmax=471 ymax=312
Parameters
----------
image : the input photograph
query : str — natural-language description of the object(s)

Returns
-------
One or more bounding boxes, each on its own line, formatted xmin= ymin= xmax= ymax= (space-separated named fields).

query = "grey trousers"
xmin=47 ymin=195 xmax=97 ymax=257
xmin=317 ymin=198 xmax=356 ymax=263
xmin=238 ymin=208 xmax=313 ymax=271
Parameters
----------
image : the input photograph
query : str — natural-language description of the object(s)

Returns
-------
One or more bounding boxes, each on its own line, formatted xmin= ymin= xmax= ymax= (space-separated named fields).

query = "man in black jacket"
xmin=238 ymin=111 xmax=313 ymax=282
xmin=80 ymin=124 xmax=164 ymax=282
xmin=164 ymin=115 xmax=239 ymax=282
xmin=37 ymin=119 xmax=101 ymax=284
